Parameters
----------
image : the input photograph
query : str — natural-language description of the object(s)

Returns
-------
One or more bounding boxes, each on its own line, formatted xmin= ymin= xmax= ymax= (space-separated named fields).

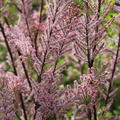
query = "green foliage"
xmin=0 ymin=45 xmax=7 ymax=62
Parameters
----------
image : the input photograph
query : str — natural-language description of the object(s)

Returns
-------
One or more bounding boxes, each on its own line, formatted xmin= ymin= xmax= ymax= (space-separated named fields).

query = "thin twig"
xmin=34 ymin=0 xmax=44 ymax=56
xmin=3 ymin=17 xmax=32 ymax=90
xmin=102 ymin=32 xmax=120 ymax=119
xmin=105 ymin=32 xmax=120 ymax=104
xmin=92 ymin=0 xmax=102 ymax=66
xmin=85 ymin=1 xmax=101 ymax=119
xmin=0 ymin=23 xmax=17 ymax=75
xmin=85 ymin=2 xmax=92 ymax=68
xmin=21 ymin=0 xmax=33 ymax=42
xmin=17 ymin=50 xmax=32 ymax=90
xmin=92 ymin=1 xmax=102 ymax=119
xmin=37 ymin=46 xmax=48 ymax=83
xmin=19 ymin=93 xmax=28 ymax=120
xmin=0 ymin=23 xmax=28 ymax=120
xmin=52 ymin=25 xmax=66 ymax=76
xmin=85 ymin=2 xmax=93 ymax=120
xmin=37 ymin=5 xmax=59 ymax=83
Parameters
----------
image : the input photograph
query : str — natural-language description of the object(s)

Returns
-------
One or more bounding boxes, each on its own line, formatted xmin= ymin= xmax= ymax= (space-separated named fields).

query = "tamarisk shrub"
xmin=0 ymin=0 xmax=120 ymax=120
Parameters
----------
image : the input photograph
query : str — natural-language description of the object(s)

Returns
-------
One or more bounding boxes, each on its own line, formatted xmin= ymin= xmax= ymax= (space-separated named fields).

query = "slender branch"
xmin=17 ymin=51 xmax=32 ymax=90
xmin=0 ymin=21 xmax=22 ymax=120
xmin=37 ymin=29 xmax=53 ymax=83
xmin=3 ymin=17 xmax=32 ymax=90
xmin=105 ymin=32 xmax=120 ymax=106
xmin=84 ymin=2 xmax=94 ymax=120
xmin=101 ymin=32 xmax=120 ymax=120
xmin=85 ymin=1 xmax=101 ymax=119
xmin=52 ymin=29 xmax=66 ymax=76
xmin=98 ymin=0 xmax=101 ymax=15
xmin=37 ymin=5 xmax=59 ymax=83
xmin=35 ymin=5 xmax=60 ymax=119
xmin=34 ymin=0 xmax=44 ymax=56
xmin=12 ymin=3 xmax=22 ymax=13
xmin=85 ymin=3 xmax=94 ymax=119
xmin=37 ymin=47 xmax=48 ymax=83
xmin=92 ymin=0 xmax=101 ymax=66
xmin=19 ymin=93 xmax=28 ymax=120
xmin=85 ymin=2 xmax=92 ymax=69
xmin=21 ymin=0 xmax=33 ymax=42
xmin=52 ymin=16 xmax=73 ymax=76
xmin=92 ymin=1 xmax=101 ymax=119
xmin=93 ymin=105 xmax=97 ymax=120
xmin=0 ymin=23 xmax=17 ymax=75
xmin=0 ymin=23 xmax=28 ymax=120
xmin=87 ymin=108 xmax=92 ymax=120
xmin=37 ymin=27 xmax=54 ymax=83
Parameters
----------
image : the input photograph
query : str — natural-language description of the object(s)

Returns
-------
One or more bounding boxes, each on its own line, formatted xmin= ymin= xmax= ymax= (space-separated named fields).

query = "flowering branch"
xmin=0 ymin=23 xmax=28 ymax=120
xmin=92 ymin=1 xmax=102 ymax=120
xmin=3 ymin=16 xmax=32 ymax=90
xmin=0 ymin=23 xmax=17 ymax=75
xmin=21 ymin=0 xmax=33 ymax=42
xmin=34 ymin=0 xmax=44 ymax=56
xmin=105 ymin=32 xmax=120 ymax=104
xmin=85 ymin=2 xmax=98 ymax=120
xmin=37 ymin=1 xmax=59 ymax=83
xmin=17 ymin=50 xmax=32 ymax=90
xmin=102 ymin=32 xmax=120 ymax=119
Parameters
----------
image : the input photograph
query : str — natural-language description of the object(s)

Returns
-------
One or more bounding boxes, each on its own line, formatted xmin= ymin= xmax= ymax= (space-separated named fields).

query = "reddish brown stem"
xmin=21 ymin=0 xmax=33 ymax=43
xmin=34 ymin=0 xmax=44 ymax=56
xmin=0 ymin=23 xmax=28 ymax=120
xmin=105 ymin=32 xmax=120 ymax=105
xmin=0 ymin=23 xmax=17 ymax=75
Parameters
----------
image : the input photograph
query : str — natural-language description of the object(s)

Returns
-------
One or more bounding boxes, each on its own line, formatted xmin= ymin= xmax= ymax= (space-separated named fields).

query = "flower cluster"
xmin=0 ymin=88 xmax=16 ymax=120
xmin=61 ymin=68 xmax=98 ymax=106
xmin=114 ymin=0 xmax=120 ymax=12
xmin=33 ymin=71 xmax=63 ymax=120
xmin=6 ymin=25 xmax=34 ymax=56
xmin=6 ymin=72 xmax=30 ymax=94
